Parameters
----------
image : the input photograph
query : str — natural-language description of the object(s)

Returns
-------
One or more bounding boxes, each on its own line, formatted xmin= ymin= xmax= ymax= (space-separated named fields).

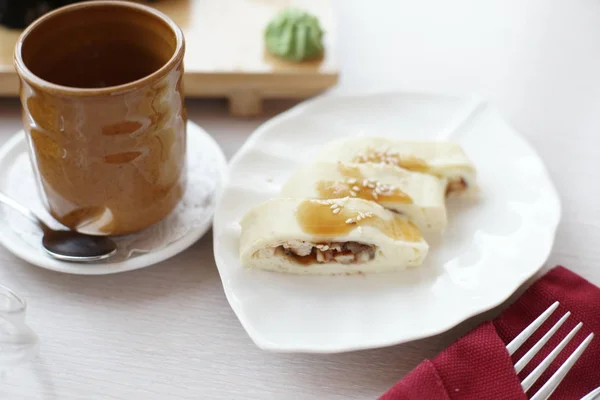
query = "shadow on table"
xmin=0 ymin=355 xmax=55 ymax=399
xmin=7 ymin=232 xmax=218 ymax=305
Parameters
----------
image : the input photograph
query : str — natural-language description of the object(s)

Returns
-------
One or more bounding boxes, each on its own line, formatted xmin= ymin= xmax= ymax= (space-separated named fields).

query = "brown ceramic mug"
xmin=14 ymin=1 xmax=187 ymax=236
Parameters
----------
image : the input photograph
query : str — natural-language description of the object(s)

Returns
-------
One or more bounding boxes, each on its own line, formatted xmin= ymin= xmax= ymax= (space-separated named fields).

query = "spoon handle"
xmin=0 ymin=192 xmax=41 ymax=226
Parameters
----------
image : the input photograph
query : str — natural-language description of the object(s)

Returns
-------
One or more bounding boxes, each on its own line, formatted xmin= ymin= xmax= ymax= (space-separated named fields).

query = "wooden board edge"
xmin=0 ymin=70 xmax=339 ymax=117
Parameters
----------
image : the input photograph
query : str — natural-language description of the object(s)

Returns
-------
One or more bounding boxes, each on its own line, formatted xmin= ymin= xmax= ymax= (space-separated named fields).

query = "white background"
xmin=2 ymin=0 xmax=600 ymax=398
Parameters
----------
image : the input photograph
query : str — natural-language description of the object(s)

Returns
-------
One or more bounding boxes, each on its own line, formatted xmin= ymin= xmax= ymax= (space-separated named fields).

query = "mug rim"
xmin=13 ymin=0 xmax=185 ymax=97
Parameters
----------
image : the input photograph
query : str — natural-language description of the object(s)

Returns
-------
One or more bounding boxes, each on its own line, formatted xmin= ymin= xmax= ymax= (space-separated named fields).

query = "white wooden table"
xmin=2 ymin=0 xmax=600 ymax=398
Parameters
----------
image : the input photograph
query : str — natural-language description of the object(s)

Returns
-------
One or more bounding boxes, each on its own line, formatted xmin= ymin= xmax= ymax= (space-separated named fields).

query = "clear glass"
xmin=0 ymin=285 xmax=39 ymax=369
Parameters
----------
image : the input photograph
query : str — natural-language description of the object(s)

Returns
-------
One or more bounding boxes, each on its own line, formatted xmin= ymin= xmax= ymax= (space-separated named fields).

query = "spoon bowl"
xmin=42 ymin=231 xmax=117 ymax=262
xmin=0 ymin=192 xmax=117 ymax=262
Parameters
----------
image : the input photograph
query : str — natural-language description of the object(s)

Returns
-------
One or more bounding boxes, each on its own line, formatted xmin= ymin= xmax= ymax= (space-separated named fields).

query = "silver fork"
xmin=506 ymin=301 xmax=595 ymax=400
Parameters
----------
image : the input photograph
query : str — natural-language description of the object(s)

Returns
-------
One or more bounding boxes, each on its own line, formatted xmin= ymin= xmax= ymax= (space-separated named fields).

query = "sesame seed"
xmin=362 ymin=179 xmax=368 ymax=187
xmin=347 ymin=178 xmax=357 ymax=184
xmin=367 ymin=183 xmax=375 ymax=188
xmin=349 ymin=190 xmax=357 ymax=196
xmin=356 ymin=216 xmax=362 ymax=221
xmin=330 ymin=204 xmax=339 ymax=209
xmin=345 ymin=218 xmax=354 ymax=224
xmin=372 ymin=192 xmax=378 ymax=199
xmin=322 ymin=245 xmax=329 ymax=251
xmin=333 ymin=208 xmax=341 ymax=214
xmin=352 ymin=185 xmax=360 ymax=192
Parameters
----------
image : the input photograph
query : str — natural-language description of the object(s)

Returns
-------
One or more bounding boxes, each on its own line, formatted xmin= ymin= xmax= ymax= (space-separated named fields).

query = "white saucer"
xmin=0 ymin=121 xmax=227 ymax=275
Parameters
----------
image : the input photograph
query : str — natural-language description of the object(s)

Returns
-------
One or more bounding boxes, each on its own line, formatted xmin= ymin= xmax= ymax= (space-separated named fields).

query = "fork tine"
xmin=506 ymin=301 xmax=559 ymax=355
xmin=522 ymin=322 xmax=583 ymax=392
xmin=530 ymin=333 xmax=594 ymax=400
xmin=514 ymin=312 xmax=571 ymax=373
xmin=580 ymin=385 xmax=600 ymax=400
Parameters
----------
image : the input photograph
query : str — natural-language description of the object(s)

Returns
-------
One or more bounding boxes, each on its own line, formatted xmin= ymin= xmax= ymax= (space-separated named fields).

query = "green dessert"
xmin=265 ymin=7 xmax=324 ymax=62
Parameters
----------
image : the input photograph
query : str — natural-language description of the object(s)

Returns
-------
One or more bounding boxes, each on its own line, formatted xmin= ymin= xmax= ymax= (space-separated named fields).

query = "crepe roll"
xmin=316 ymin=137 xmax=476 ymax=196
xmin=280 ymin=162 xmax=447 ymax=232
xmin=239 ymin=198 xmax=429 ymax=275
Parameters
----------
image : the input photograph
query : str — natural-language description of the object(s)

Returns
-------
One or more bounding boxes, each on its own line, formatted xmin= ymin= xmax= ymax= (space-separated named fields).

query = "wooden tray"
xmin=0 ymin=0 xmax=338 ymax=117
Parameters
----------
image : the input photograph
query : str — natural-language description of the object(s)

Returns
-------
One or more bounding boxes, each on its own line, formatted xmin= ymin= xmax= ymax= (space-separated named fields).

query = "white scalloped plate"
xmin=213 ymin=92 xmax=561 ymax=353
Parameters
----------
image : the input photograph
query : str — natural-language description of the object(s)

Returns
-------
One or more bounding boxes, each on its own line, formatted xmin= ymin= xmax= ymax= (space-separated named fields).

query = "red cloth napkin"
xmin=380 ymin=266 xmax=600 ymax=400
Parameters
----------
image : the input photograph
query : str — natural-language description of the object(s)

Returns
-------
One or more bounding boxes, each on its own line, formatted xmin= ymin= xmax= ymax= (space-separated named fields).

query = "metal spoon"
xmin=0 ymin=192 xmax=117 ymax=262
